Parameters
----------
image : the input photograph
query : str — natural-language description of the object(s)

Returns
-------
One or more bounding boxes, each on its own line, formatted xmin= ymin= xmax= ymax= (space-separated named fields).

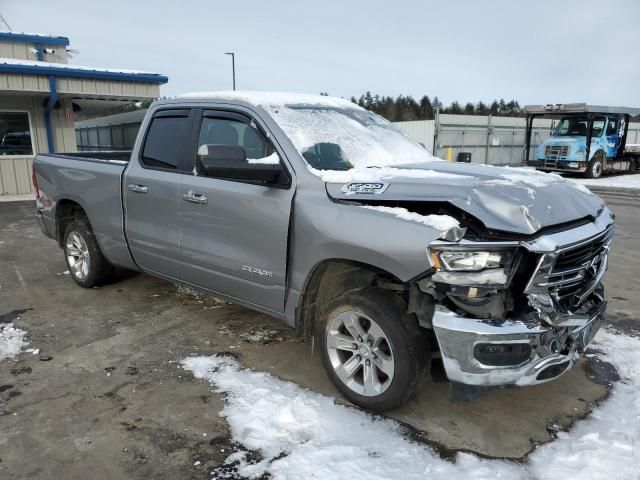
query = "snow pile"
xmin=183 ymin=355 xmax=523 ymax=479
xmin=183 ymin=328 xmax=640 ymax=479
xmin=361 ymin=206 xmax=460 ymax=232
xmin=0 ymin=323 xmax=29 ymax=361
xmin=569 ymin=174 xmax=640 ymax=190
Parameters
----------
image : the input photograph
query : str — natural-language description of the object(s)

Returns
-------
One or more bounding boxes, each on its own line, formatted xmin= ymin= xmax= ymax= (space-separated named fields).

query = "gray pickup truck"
xmin=33 ymin=92 xmax=612 ymax=411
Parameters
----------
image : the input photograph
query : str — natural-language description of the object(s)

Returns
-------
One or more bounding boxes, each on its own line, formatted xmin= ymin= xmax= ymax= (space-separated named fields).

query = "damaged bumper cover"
xmin=429 ymin=208 xmax=613 ymax=387
xmin=432 ymin=303 xmax=603 ymax=386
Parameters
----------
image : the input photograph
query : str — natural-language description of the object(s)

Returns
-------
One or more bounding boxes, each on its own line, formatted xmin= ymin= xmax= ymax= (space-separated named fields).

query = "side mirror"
xmin=197 ymin=144 xmax=284 ymax=183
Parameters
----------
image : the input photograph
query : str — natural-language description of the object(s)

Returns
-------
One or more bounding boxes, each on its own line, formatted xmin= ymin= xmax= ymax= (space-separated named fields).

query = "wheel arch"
xmin=295 ymin=258 xmax=407 ymax=338
xmin=55 ymin=198 xmax=90 ymax=247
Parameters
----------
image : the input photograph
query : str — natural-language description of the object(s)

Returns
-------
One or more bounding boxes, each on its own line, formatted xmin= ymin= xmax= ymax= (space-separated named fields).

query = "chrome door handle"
xmin=182 ymin=191 xmax=208 ymax=204
xmin=128 ymin=184 xmax=148 ymax=193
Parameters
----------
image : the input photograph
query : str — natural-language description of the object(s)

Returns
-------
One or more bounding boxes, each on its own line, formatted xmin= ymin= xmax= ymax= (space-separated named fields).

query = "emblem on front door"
xmin=242 ymin=265 xmax=273 ymax=277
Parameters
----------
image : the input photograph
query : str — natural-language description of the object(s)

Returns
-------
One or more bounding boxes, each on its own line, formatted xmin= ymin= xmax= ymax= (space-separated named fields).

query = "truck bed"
xmin=34 ymin=151 xmax=135 ymax=269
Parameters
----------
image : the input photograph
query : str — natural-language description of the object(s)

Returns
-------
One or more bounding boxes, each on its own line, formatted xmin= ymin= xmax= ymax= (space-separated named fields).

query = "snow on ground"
xmin=361 ymin=205 xmax=460 ymax=232
xmin=0 ymin=323 xmax=30 ymax=361
xmin=569 ymin=174 xmax=640 ymax=190
xmin=183 ymin=328 xmax=639 ymax=480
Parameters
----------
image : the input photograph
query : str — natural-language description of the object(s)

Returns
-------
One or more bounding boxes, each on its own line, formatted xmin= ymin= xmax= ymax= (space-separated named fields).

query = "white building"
xmin=0 ymin=31 xmax=167 ymax=196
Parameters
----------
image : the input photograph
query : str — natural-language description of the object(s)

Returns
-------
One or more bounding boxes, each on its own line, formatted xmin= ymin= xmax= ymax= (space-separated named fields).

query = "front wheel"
xmin=316 ymin=288 xmax=430 ymax=412
xmin=586 ymin=151 xmax=604 ymax=178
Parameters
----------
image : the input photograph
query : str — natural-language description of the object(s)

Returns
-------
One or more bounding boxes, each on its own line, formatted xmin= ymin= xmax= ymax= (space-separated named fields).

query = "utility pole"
xmin=224 ymin=52 xmax=236 ymax=90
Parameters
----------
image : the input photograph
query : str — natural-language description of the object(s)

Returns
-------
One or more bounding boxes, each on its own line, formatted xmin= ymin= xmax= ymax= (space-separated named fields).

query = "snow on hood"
xmin=326 ymin=163 xmax=604 ymax=235
xmin=361 ymin=206 xmax=460 ymax=232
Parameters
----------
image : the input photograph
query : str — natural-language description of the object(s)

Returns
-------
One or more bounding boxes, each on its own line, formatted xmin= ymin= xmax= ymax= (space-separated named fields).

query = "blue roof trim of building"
xmin=0 ymin=62 xmax=168 ymax=84
xmin=0 ymin=32 xmax=71 ymax=46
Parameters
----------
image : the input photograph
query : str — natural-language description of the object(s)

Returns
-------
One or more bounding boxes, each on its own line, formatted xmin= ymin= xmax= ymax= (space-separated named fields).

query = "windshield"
xmin=262 ymin=105 xmax=436 ymax=171
xmin=554 ymin=116 xmax=606 ymax=137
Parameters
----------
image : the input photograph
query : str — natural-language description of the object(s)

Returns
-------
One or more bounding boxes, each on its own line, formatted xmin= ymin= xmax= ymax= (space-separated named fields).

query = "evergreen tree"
xmin=348 ymin=93 xmax=525 ymax=121
xmin=463 ymin=102 xmax=475 ymax=115
xmin=419 ymin=95 xmax=434 ymax=119
xmin=448 ymin=101 xmax=463 ymax=115
xmin=476 ymin=101 xmax=488 ymax=115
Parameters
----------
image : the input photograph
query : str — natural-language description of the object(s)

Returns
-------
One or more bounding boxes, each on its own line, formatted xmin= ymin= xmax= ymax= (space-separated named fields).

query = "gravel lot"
xmin=1 ymin=189 xmax=638 ymax=479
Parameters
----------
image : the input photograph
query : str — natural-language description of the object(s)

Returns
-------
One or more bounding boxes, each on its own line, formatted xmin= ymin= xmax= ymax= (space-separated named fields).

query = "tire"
xmin=586 ymin=151 xmax=604 ymax=178
xmin=316 ymin=288 xmax=430 ymax=412
xmin=63 ymin=218 xmax=113 ymax=288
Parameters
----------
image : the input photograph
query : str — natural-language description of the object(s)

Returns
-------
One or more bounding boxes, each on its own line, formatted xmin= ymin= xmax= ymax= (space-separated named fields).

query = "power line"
xmin=0 ymin=12 xmax=13 ymax=32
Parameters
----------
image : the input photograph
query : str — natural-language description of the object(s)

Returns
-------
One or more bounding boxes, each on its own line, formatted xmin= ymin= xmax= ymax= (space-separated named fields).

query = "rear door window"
xmin=141 ymin=110 xmax=193 ymax=171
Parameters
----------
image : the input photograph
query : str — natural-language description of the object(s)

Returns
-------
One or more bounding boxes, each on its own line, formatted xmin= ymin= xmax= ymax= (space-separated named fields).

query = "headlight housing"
xmin=430 ymin=249 xmax=513 ymax=271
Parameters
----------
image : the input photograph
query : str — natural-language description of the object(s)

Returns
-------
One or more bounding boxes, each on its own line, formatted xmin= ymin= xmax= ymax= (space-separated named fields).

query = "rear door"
xmin=178 ymin=109 xmax=294 ymax=314
xmin=124 ymin=108 xmax=197 ymax=277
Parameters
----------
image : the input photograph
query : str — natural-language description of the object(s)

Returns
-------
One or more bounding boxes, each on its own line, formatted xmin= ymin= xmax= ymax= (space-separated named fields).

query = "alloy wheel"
xmin=325 ymin=310 xmax=395 ymax=397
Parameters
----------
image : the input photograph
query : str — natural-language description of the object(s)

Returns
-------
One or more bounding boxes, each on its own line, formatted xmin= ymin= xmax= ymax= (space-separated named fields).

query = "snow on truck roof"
xmin=178 ymin=91 xmax=362 ymax=109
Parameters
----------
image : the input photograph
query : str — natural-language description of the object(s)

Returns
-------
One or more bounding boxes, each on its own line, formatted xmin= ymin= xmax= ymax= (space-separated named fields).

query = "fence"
xmin=74 ymin=109 xmax=146 ymax=151
xmin=396 ymin=114 xmax=640 ymax=166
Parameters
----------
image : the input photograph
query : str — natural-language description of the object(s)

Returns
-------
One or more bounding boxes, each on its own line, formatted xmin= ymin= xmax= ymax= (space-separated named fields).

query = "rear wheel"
xmin=316 ymin=288 xmax=430 ymax=412
xmin=63 ymin=218 xmax=113 ymax=288
xmin=586 ymin=151 xmax=604 ymax=178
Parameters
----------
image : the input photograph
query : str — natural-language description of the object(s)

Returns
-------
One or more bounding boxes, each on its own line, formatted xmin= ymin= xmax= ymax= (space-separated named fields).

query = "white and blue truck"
xmin=524 ymin=103 xmax=640 ymax=178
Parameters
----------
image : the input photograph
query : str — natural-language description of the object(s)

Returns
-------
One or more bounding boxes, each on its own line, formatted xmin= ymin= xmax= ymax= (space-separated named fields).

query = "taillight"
xmin=32 ymin=165 xmax=40 ymax=198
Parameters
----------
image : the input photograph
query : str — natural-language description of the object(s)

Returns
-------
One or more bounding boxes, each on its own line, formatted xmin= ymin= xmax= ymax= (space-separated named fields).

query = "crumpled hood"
xmin=324 ymin=162 xmax=604 ymax=235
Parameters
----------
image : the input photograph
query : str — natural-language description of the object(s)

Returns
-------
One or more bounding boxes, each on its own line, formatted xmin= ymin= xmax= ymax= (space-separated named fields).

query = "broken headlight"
xmin=430 ymin=249 xmax=513 ymax=271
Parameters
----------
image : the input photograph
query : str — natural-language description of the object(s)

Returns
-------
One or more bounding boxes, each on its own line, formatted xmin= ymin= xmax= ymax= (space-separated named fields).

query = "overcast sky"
xmin=3 ymin=0 xmax=640 ymax=106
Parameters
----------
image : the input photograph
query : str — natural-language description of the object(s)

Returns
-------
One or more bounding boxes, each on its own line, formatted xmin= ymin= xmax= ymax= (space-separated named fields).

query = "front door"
xmin=178 ymin=109 xmax=294 ymax=314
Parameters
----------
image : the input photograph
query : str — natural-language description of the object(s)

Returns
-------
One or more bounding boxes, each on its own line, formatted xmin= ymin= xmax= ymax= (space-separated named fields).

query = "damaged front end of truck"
xmin=327 ymin=165 xmax=613 ymax=388
xmin=422 ymin=210 xmax=612 ymax=387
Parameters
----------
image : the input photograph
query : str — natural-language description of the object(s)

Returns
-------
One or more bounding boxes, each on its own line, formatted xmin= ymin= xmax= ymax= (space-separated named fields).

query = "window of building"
xmin=0 ymin=112 xmax=33 ymax=156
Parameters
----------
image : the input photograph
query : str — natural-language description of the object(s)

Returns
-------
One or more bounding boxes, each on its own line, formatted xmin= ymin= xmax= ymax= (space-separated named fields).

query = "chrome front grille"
xmin=537 ymin=227 xmax=613 ymax=312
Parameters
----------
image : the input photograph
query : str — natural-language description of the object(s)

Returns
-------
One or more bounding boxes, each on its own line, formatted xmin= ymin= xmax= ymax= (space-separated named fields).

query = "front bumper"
xmin=432 ymin=304 xmax=602 ymax=386
xmin=527 ymin=159 xmax=587 ymax=173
